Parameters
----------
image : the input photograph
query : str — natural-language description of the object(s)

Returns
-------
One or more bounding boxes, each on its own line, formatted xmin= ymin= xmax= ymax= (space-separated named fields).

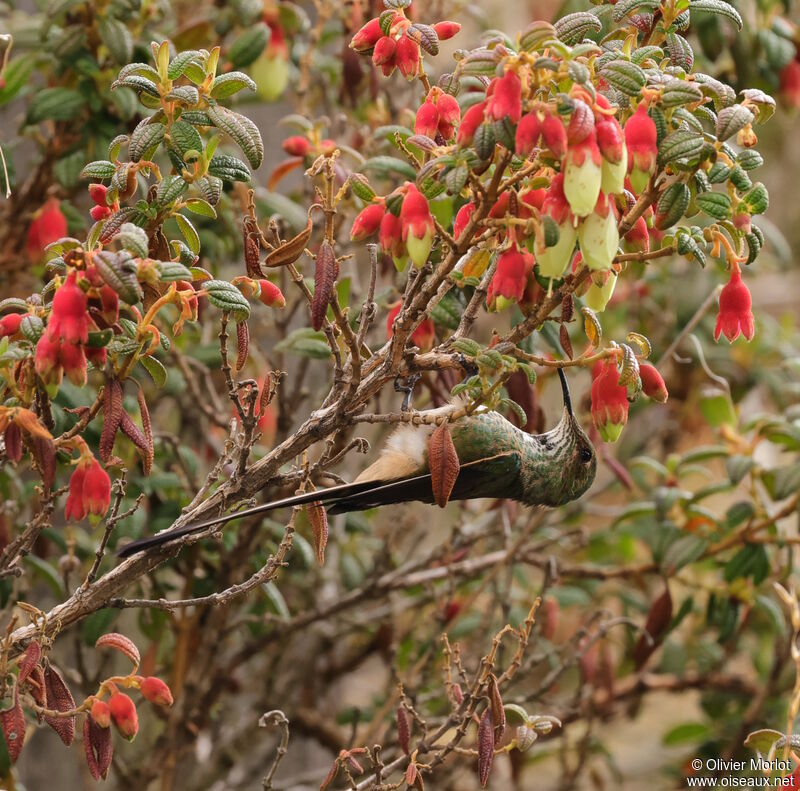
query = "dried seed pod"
xmin=100 ymin=377 xmax=123 ymax=462
xmin=397 ymin=706 xmax=411 ymax=755
xmin=259 ymin=373 xmax=273 ymax=414
xmin=95 ymin=632 xmax=141 ymax=668
xmin=24 ymin=666 xmax=47 ymax=719
xmin=120 ymin=411 xmax=152 ymax=471
xmin=311 ymin=241 xmax=337 ymax=332
xmin=136 ymin=385 xmax=154 ymax=476
xmin=84 ymin=715 xmax=113 ymax=780
xmin=477 ymin=708 xmax=494 ymax=787
xmin=4 ymin=423 xmax=22 ymax=463
xmin=263 ymin=215 xmax=313 ymax=268
xmin=633 ymin=586 xmax=672 ymax=668
xmin=561 ymin=293 xmax=574 ymax=323
xmin=428 ymin=423 xmax=460 ymax=508
xmin=451 ymin=682 xmax=464 ymax=705
xmin=1 ymin=689 xmax=26 ymax=763
xmin=235 ymin=320 xmax=249 ymax=372
xmin=305 ymin=501 xmax=328 ymax=565
xmin=488 ymin=674 xmax=506 ymax=746
xmin=559 ymin=324 xmax=573 ymax=360
xmin=30 ymin=436 xmax=56 ymax=490
xmin=43 ymin=665 xmax=76 ymax=745
xmin=18 ymin=641 xmax=41 ymax=685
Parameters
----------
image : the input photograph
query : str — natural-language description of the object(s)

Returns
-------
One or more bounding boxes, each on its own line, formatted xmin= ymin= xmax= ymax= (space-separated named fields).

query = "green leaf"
xmin=94 ymin=250 xmax=143 ymax=304
xmin=129 ymin=120 xmax=166 ymax=162
xmin=140 ymin=355 xmax=168 ymax=388
xmin=156 ymin=260 xmax=193 ymax=282
xmin=612 ymin=0 xmax=661 ymax=21
xmin=690 ymin=0 xmax=743 ymax=29
xmin=553 ymin=11 xmax=602 ymax=44
xmin=169 ymin=120 xmax=203 ymax=159
xmin=600 ymin=60 xmax=647 ymax=96
xmin=116 ymin=223 xmax=150 ymax=258
xmin=229 ymin=23 xmax=271 ymax=67
xmin=204 ymin=279 xmax=251 ymax=321
xmin=211 ymin=72 xmax=258 ymax=100
xmin=80 ymin=159 xmax=117 ymax=180
xmin=663 ymin=722 xmax=711 ymax=746
xmin=361 ymin=156 xmax=417 ymax=181
xmin=762 ymin=463 xmax=800 ymax=501
xmin=695 ymin=191 xmax=731 ymax=220
xmin=185 ymin=199 xmax=217 ymax=219
xmin=661 ymin=78 xmax=704 ymax=108
xmin=661 ymin=534 xmax=707 ymax=573
xmin=113 ymin=75 xmax=161 ymax=98
xmin=26 ymin=88 xmax=85 ymax=124
xmin=158 ymin=175 xmax=190 ymax=207
xmin=724 ymin=543 xmax=769 ymax=584
xmin=168 ymin=50 xmax=202 ymax=80
xmin=274 ymin=327 xmax=332 ymax=359
xmin=208 ymin=153 xmax=251 ymax=183
xmin=655 ymin=182 xmax=690 ymax=230
xmin=175 ymin=213 xmax=200 ymax=254
xmin=23 ymin=555 xmax=64 ymax=596
xmin=207 ymin=104 xmax=264 ymax=169
xmin=98 ymin=16 xmax=134 ymax=63
xmin=743 ymin=729 xmax=784 ymax=755
xmin=81 ymin=608 xmax=118 ymax=645
xmin=658 ymin=130 xmax=705 ymax=165
xmin=716 ymin=104 xmax=754 ymax=141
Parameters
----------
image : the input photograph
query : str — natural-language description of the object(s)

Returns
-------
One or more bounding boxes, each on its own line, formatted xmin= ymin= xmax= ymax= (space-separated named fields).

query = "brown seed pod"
xmin=100 ymin=377 xmax=123 ymax=463
xmin=397 ymin=706 xmax=411 ymax=755
xmin=263 ymin=215 xmax=313 ymax=268
xmin=559 ymin=324 xmax=573 ymax=360
xmin=24 ymin=666 xmax=47 ymax=718
xmin=311 ymin=241 xmax=337 ymax=332
xmin=633 ymin=586 xmax=673 ymax=669
xmin=18 ymin=641 xmax=41 ymax=685
xmin=259 ymin=373 xmax=273 ymax=414
xmin=120 ymin=411 xmax=151 ymax=472
xmin=29 ymin=435 xmax=56 ymax=490
xmin=43 ymin=665 xmax=76 ymax=745
xmin=84 ymin=715 xmax=113 ymax=780
xmin=451 ymin=682 xmax=464 ymax=705
xmin=95 ymin=632 xmax=141 ymax=667
xmin=561 ymin=293 xmax=574 ymax=323
xmin=1 ymin=689 xmax=26 ymax=763
xmin=477 ymin=708 xmax=494 ymax=788
xmin=136 ymin=385 xmax=154 ymax=476
xmin=305 ymin=501 xmax=328 ymax=565
xmin=487 ymin=674 xmax=506 ymax=747
xmin=428 ymin=423 xmax=460 ymax=508
xmin=4 ymin=423 xmax=22 ymax=463
xmin=235 ymin=320 xmax=250 ymax=372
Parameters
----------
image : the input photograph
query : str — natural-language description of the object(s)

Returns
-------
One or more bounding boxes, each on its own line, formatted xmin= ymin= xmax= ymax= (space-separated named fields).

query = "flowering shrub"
xmin=0 ymin=0 xmax=799 ymax=788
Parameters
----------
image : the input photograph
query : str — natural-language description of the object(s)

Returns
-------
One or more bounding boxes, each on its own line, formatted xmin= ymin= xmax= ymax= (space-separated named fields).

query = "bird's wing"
xmin=116 ymin=452 xmax=522 ymax=558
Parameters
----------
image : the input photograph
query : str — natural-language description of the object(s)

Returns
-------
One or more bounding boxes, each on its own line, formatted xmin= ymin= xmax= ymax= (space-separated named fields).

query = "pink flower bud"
xmin=596 ymin=117 xmax=625 ymax=164
xmin=26 ymin=198 xmax=67 ymax=262
xmin=515 ymin=112 xmax=542 ymax=157
xmin=453 ymin=201 xmax=476 ymax=241
xmin=487 ymin=246 xmax=534 ymax=311
xmin=395 ymin=36 xmax=419 ymax=79
xmin=0 ymin=313 xmax=23 ymax=337
xmin=109 ymin=693 xmax=138 ymax=741
xmin=140 ymin=677 xmax=174 ymax=707
xmin=82 ymin=458 xmax=111 ymax=517
xmin=88 ymin=184 xmax=109 ymax=206
xmin=379 ymin=211 xmax=407 ymax=269
xmin=350 ymin=18 xmax=384 ymax=53
xmin=400 ymin=185 xmax=434 ymax=268
xmin=639 ymin=362 xmax=668 ymax=402
xmin=591 ymin=360 xmax=628 ymax=442
xmin=487 ymin=70 xmax=522 ymax=123
xmin=350 ymin=202 xmax=386 ymax=241
xmin=257 ymin=280 xmax=286 ymax=308
xmin=90 ymin=204 xmax=112 ymax=221
xmin=779 ymin=60 xmax=800 ymax=109
xmin=65 ymin=464 xmax=88 ymax=522
xmin=90 ymin=700 xmax=111 ymax=728
xmin=34 ymin=333 xmax=62 ymax=385
xmin=49 ymin=272 xmax=89 ymax=344
xmin=371 ymin=36 xmax=396 ymax=66
xmin=457 ymin=101 xmax=487 ymax=146
xmin=414 ymin=100 xmax=439 ymax=138
xmin=433 ymin=21 xmax=461 ymax=40
xmin=59 ymin=341 xmax=88 ymax=387
xmin=281 ymin=136 xmax=311 ymax=157
xmin=564 ymin=134 xmax=603 ymax=217
xmin=541 ymin=114 xmax=567 ymax=159
xmin=567 ymin=100 xmax=594 ymax=144
xmin=625 ymin=104 xmax=658 ymax=194
xmin=623 ymin=215 xmax=650 ymax=254
xmin=434 ymin=92 xmax=461 ymax=139
xmin=714 ymin=269 xmax=754 ymax=343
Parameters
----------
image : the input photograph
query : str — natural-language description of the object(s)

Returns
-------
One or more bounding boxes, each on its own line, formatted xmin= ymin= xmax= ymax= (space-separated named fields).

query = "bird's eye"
xmin=579 ymin=447 xmax=593 ymax=464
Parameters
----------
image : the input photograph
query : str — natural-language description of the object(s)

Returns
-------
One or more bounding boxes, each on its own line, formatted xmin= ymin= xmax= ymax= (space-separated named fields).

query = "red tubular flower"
xmin=714 ymin=268 xmax=754 ymax=342
xmin=596 ymin=117 xmax=625 ymax=164
xmin=435 ymin=92 xmax=460 ymax=139
xmin=350 ymin=202 xmax=386 ymax=241
xmin=457 ymin=101 xmax=487 ymax=146
xmin=624 ymin=104 xmax=658 ymax=194
xmin=85 ymin=346 xmax=107 ymax=368
xmin=487 ymin=246 xmax=534 ymax=311
xmin=639 ymin=363 xmax=668 ymax=402
xmin=414 ymin=100 xmax=439 ymax=137
xmin=487 ymin=70 xmax=522 ymax=123
xmin=83 ymin=458 xmax=111 ymax=517
xmin=0 ymin=313 xmax=23 ymax=338
xmin=257 ymin=279 xmax=286 ymax=308
xmin=49 ymin=272 xmax=88 ymax=344
xmin=26 ymin=198 xmax=67 ymax=262
xmin=65 ymin=464 xmax=88 ymax=521
xmin=350 ymin=18 xmax=384 ymax=53
xmin=395 ymin=36 xmax=420 ymax=79
xmin=99 ymin=285 xmax=120 ymax=325
xmin=90 ymin=700 xmax=111 ymax=728
xmin=282 ymin=136 xmax=311 ymax=157
xmin=88 ymin=184 xmax=108 ymax=205
xmin=541 ymin=114 xmax=568 ymax=159
xmin=623 ymin=215 xmax=650 ymax=254
xmin=379 ymin=211 xmax=406 ymax=268
xmin=90 ymin=205 xmax=111 ymax=222
xmin=399 ymin=185 xmax=434 ymax=268
xmin=453 ymin=201 xmax=476 ymax=241
xmin=109 ymin=693 xmax=138 ymax=741
xmin=515 ymin=112 xmax=542 ymax=157
xmin=372 ymin=36 xmax=396 ymax=67
xmin=563 ymin=133 xmax=603 ymax=217
xmin=385 ymin=303 xmax=435 ymax=350
xmin=34 ymin=334 xmax=62 ymax=384
xmin=591 ymin=360 xmax=629 ymax=443
xmin=779 ymin=60 xmax=800 ymax=109
xmin=140 ymin=677 xmax=174 ymax=707
xmin=433 ymin=21 xmax=461 ymax=40
xmin=59 ymin=341 xmax=88 ymax=386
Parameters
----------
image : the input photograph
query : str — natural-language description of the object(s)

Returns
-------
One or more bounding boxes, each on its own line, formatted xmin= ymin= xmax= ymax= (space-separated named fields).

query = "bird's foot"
xmin=394 ymin=373 xmax=422 ymax=412
xmin=456 ymin=353 xmax=479 ymax=378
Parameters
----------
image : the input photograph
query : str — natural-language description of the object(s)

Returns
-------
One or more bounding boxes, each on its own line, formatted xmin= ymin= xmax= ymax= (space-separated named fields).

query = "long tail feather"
xmin=116 ymin=453 xmax=522 ymax=558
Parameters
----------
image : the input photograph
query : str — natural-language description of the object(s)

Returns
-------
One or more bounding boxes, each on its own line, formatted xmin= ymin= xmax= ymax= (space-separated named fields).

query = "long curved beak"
xmin=557 ymin=368 xmax=573 ymax=417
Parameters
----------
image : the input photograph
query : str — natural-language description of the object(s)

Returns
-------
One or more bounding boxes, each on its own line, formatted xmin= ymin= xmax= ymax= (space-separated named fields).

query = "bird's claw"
xmin=394 ymin=373 xmax=422 ymax=412
xmin=456 ymin=353 xmax=479 ymax=378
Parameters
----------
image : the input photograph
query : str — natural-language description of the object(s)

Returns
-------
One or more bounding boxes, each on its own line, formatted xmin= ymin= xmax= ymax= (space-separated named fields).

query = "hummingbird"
xmin=117 ymin=369 xmax=596 ymax=557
